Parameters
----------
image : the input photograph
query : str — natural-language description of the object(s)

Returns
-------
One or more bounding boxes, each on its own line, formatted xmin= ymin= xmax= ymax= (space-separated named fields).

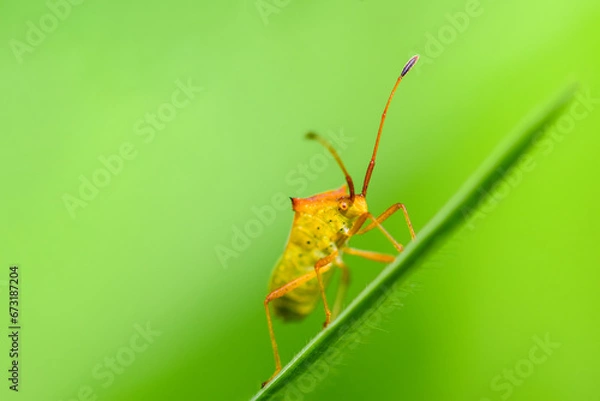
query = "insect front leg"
xmin=357 ymin=203 xmax=416 ymax=239
xmin=354 ymin=204 xmax=416 ymax=252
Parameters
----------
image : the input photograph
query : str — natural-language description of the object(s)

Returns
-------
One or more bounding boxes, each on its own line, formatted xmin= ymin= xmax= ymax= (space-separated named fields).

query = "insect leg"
xmin=331 ymin=247 xmax=401 ymax=319
xmin=356 ymin=212 xmax=405 ymax=252
xmin=331 ymin=247 xmax=397 ymax=320
xmin=357 ymin=203 xmax=416 ymax=239
xmin=314 ymin=251 xmax=339 ymax=328
xmin=262 ymin=262 xmax=336 ymax=388
xmin=331 ymin=260 xmax=350 ymax=321
xmin=343 ymin=247 xmax=395 ymax=263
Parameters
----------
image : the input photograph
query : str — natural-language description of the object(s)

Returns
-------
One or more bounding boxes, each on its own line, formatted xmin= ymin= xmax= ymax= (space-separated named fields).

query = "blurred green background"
xmin=1 ymin=0 xmax=599 ymax=400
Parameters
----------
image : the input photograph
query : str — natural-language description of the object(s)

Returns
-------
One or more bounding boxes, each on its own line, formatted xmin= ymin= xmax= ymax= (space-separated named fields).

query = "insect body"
xmin=268 ymin=185 xmax=367 ymax=321
xmin=262 ymin=55 xmax=419 ymax=387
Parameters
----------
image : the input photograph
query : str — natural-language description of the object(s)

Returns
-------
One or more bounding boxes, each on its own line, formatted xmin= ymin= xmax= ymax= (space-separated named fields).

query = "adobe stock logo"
xmin=57 ymin=322 xmax=161 ymax=401
xmin=8 ymin=0 xmax=87 ymax=64
xmin=460 ymin=87 xmax=599 ymax=233
xmin=254 ymin=0 xmax=292 ymax=26
xmin=409 ymin=0 xmax=485 ymax=72
xmin=480 ymin=333 xmax=561 ymax=401
xmin=215 ymin=128 xmax=354 ymax=269
xmin=62 ymin=78 xmax=203 ymax=219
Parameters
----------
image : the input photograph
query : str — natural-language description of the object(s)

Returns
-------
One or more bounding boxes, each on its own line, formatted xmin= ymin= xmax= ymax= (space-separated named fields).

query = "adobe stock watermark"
xmin=408 ymin=0 xmax=485 ymax=73
xmin=57 ymin=322 xmax=161 ymax=401
xmin=479 ymin=333 xmax=561 ymax=401
xmin=461 ymin=87 xmax=599 ymax=232
xmin=8 ymin=0 xmax=87 ymax=64
xmin=254 ymin=0 xmax=292 ymax=25
xmin=214 ymin=128 xmax=354 ymax=269
xmin=61 ymin=78 xmax=204 ymax=219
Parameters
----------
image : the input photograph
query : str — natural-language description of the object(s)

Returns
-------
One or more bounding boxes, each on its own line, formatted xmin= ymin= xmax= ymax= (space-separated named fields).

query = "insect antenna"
xmin=361 ymin=54 xmax=419 ymax=197
xmin=306 ymin=132 xmax=355 ymax=201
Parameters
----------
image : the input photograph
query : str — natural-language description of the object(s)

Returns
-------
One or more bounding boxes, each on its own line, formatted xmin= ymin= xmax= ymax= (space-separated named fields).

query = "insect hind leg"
xmin=262 ymin=258 xmax=336 ymax=388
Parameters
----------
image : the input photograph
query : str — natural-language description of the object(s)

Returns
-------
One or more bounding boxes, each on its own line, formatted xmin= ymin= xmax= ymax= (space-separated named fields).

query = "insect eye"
xmin=339 ymin=201 xmax=348 ymax=211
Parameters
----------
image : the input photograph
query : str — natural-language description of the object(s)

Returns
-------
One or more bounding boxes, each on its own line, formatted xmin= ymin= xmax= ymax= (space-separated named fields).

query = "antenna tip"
xmin=401 ymin=55 xmax=419 ymax=77
xmin=305 ymin=132 xmax=317 ymax=140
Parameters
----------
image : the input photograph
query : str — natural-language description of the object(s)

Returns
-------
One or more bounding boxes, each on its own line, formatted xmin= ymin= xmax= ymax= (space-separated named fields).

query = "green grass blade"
xmin=251 ymin=84 xmax=578 ymax=401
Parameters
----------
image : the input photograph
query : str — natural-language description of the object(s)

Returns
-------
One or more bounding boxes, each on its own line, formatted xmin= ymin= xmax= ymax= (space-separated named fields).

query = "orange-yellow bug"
xmin=262 ymin=55 xmax=419 ymax=387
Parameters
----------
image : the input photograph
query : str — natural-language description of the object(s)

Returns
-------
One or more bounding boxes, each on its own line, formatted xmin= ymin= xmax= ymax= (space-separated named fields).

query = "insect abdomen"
xmin=269 ymin=252 xmax=335 ymax=321
xmin=268 ymin=212 xmax=344 ymax=321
